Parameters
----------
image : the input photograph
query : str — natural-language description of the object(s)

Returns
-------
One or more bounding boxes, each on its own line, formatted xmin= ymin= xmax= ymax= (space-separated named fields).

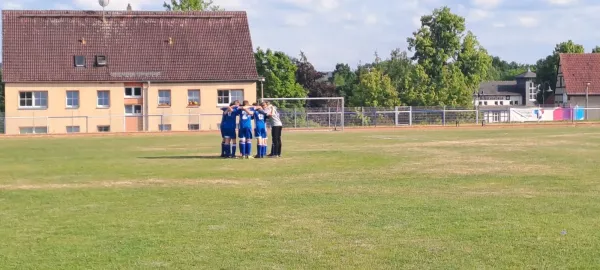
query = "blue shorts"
xmin=254 ymin=128 xmax=267 ymax=139
xmin=238 ymin=127 xmax=253 ymax=140
xmin=221 ymin=128 xmax=236 ymax=139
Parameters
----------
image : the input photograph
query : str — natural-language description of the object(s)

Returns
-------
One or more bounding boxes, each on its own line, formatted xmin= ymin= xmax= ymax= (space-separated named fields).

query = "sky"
xmin=2 ymin=0 xmax=600 ymax=71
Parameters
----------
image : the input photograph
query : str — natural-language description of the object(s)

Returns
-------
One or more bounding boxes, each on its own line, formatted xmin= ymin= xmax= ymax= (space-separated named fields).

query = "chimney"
xmin=127 ymin=3 xmax=132 ymax=11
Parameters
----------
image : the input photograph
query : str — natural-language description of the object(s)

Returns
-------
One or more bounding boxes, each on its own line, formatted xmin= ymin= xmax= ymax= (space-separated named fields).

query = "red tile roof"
xmin=559 ymin=53 xmax=600 ymax=95
xmin=2 ymin=10 xmax=259 ymax=82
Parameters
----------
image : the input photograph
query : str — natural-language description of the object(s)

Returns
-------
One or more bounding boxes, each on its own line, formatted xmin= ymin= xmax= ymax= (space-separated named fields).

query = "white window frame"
xmin=66 ymin=90 xmax=79 ymax=109
xmin=158 ymin=90 xmax=171 ymax=106
xmin=529 ymin=82 xmax=537 ymax=101
xmin=19 ymin=91 xmax=48 ymax=109
xmin=66 ymin=126 xmax=80 ymax=133
xmin=97 ymin=90 xmax=110 ymax=108
xmin=125 ymin=105 xmax=142 ymax=115
xmin=188 ymin=90 xmax=200 ymax=106
xmin=125 ymin=87 xmax=142 ymax=98
xmin=217 ymin=89 xmax=244 ymax=106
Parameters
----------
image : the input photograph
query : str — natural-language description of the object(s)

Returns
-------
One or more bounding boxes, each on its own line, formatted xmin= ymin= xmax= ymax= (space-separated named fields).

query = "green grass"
xmin=2 ymin=126 xmax=600 ymax=269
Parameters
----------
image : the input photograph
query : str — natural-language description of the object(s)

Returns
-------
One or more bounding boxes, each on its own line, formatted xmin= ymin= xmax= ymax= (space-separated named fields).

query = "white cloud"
xmin=467 ymin=8 xmax=490 ymax=21
xmin=546 ymin=0 xmax=578 ymax=5
xmin=364 ymin=14 xmax=378 ymax=25
xmin=3 ymin=1 xmax=23 ymax=9
xmin=471 ymin=0 xmax=502 ymax=9
xmin=492 ymin=22 xmax=505 ymax=28
xmin=518 ymin=16 xmax=539 ymax=27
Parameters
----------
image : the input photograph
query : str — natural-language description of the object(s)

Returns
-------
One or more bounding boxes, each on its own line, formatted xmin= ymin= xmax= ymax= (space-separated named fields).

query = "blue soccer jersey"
xmin=221 ymin=107 xmax=238 ymax=130
xmin=238 ymin=107 xmax=255 ymax=129
xmin=254 ymin=109 xmax=267 ymax=130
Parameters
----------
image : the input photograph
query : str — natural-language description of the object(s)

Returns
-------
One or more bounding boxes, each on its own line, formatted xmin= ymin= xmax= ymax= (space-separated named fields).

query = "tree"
xmin=294 ymin=52 xmax=337 ymax=107
xmin=488 ymin=56 xmax=531 ymax=81
xmin=352 ymin=66 xmax=401 ymax=107
xmin=377 ymin=49 xmax=413 ymax=91
xmin=331 ymin=63 xmax=358 ymax=103
xmin=254 ymin=48 xmax=306 ymax=107
xmin=406 ymin=6 xmax=492 ymax=107
xmin=593 ymin=46 xmax=600 ymax=53
xmin=163 ymin=0 xmax=222 ymax=11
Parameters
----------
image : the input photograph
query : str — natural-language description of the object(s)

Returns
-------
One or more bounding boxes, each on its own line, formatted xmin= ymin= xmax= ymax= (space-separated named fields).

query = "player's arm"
xmin=242 ymin=106 xmax=254 ymax=115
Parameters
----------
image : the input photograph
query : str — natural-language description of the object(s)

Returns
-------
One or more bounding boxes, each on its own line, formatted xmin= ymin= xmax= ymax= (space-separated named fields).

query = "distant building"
xmin=475 ymin=68 xmax=538 ymax=107
xmin=1 ymin=10 xmax=259 ymax=135
xmin=555 ymin=53 xmax=600 ymax=107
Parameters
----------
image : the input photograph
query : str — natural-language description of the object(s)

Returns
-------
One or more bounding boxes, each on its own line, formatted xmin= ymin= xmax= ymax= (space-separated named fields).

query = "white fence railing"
xmin=0 ymin=106 xmax=598 ymax=135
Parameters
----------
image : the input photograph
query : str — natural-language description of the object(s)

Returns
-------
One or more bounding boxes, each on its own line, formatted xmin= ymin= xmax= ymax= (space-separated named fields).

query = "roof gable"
xmin=2 ymin=10 xmax=259 ymax=82
xmin=478 ymin=81 xmax=522 ymax=96
xmin=559 ymin=53 xmax=600 ymax=95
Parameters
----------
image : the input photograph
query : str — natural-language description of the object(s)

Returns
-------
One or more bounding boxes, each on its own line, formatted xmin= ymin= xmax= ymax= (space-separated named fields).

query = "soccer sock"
xmin=221 ymin=142 xmax=225 ymax=156
xmin=256 ymin=143 xmax=260 ymax=157
xmin=261 ymin=145 xmax=266 ymax=157
xmin=224 ymin=144 xmax=230 ymax=156
xmin=232 ymin=144 xmax=237 ymax=156
xmin=239 ymin=141 xmax=246 ymax=156
xmin=246 ymin=141 xmax=252 ymax=156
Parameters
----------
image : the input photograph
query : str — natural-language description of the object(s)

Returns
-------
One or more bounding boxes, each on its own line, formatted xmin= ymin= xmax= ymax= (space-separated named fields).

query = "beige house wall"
xmin=4 ymin=81 xmax=257 ymax=135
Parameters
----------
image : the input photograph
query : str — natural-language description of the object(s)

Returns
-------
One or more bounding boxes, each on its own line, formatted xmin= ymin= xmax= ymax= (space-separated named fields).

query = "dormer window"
xmin=96 ymin=55 xmax=107 ymax=66
xmin=74 ymin=56 xmax=86 ymax=67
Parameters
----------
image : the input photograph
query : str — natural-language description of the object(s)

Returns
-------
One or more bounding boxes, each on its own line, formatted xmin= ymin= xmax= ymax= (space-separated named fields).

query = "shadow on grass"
xmin=139 ymin=156 xmax=225 ymax=160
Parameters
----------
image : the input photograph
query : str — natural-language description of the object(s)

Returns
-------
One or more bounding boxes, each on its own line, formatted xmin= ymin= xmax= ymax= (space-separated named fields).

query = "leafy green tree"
xmin=592 ymin=46 xmax=600 ymax=53
xmin=352 ymin=66 xmax=401 ymax=107
xmin=254 ymin=48 xmax=306 ymax=107
xmin=377 ymin=49 xmax=413 ymax=91
xmin=406 ymin=6 xmax=491 ymax=107
xmin=164 ymin=0 xmax=222 ymax=11
xmin=331 ymin=63 xmax=358 ymax=104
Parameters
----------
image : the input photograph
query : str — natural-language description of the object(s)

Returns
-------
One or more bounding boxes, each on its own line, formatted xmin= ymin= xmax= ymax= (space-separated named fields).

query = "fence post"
xmin=361 ymin=107 xmax=365 ymax=126
xmin=475 ymin=107 xmax=479 ymax=124
xmin=341 ymin=98 xmax=345 ymax=131
xmin=160 ymin=115 xmax=164 ymax=132
xmin=328 ymin=107 xmax=331 ymax=128
xmin=294 ymin=108 xmax=297 ymax=128
xmin=409 ymin=106 xmax=413 ymax=126
xmin=394 ymin=106 xmax=399 ymax=126
xmin=374 ymin=108 xmax=377 ymax=127
xmin=443 ymin=106 xmax=446 ymax=126
xmin=46 ymin=116 xmax=50 ymax=134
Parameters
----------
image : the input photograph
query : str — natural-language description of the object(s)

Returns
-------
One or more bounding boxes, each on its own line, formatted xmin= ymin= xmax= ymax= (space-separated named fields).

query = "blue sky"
xmin=2 ymin=0 xmax=600 ymax=71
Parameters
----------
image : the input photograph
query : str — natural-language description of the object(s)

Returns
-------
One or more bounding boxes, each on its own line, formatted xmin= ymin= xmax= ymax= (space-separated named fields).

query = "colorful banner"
xmin=510 ymin=108 xmax=554 ymax=122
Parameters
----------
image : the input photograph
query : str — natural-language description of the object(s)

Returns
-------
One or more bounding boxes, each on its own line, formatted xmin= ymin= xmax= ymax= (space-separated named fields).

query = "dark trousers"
xmin=270 ymin=126 xmax=283 ymax=156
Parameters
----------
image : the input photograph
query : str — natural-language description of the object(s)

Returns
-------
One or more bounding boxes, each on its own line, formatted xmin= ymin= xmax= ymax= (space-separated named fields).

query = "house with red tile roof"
xmin=555 ymin=53 xmax=600 ymax=109
xmin=1 ymin=10 xmax=259 ymax=134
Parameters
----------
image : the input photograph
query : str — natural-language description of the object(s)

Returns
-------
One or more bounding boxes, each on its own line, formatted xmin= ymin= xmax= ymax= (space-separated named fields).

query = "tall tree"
xmin=352 ymin=66 xmax=401 ymax=107
xmin=488 ymin=56 xmax=531 ymax=81
xmin=536 ymin=40 xmax=585 ymax=91
xmin=331 ymin=63 xmax=358 ymax=103
xmin=377 ymin=49 xmax=413 ymax=91
xmin=294 ymin=52 xmax=337 ymax=107
xmin=254 ymin=48 xmax=307 ymax=107
xmin=164 ymin=0 xmax=222 ymax=11
xmin=406 ymin=6 xmax=492 ymax=107
xmin=592 ymin=46 xmax=600 ymax=53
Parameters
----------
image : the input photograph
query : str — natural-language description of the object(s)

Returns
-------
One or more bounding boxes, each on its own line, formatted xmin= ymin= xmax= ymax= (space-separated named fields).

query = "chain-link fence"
xmin=2 ymin=106 xmax=599 ymax=135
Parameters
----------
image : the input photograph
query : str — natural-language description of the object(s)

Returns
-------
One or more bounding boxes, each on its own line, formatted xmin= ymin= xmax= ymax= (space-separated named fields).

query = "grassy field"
xmin=2 ymin=126 xmax=600 ymax=269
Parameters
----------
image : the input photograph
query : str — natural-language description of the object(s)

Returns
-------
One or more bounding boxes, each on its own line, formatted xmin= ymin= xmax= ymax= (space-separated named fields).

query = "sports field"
xmin=1 ymin=126 xmax=600 ymax=269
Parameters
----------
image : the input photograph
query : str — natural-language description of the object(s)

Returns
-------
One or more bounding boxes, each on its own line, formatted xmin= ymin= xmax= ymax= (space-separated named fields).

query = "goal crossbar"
xmin=261 ymin=97 xmax=345 ymax=131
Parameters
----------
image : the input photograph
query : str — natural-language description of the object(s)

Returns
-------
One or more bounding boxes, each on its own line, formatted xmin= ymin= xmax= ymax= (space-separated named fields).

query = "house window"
xmin=19 ymin=127 xmax=48 ymax=134
xmin=494 ymin=101 xmax=498 ymax=105
xmin=188 ymin=124 xmax=200 ymax=131
xmin=125 ymin=87 xmax=142 ymax=98
xmin=478 ymin=101 xmax=482 ymax=105
xmin=97 ymin=126 xmax=110 ymax=132
xmin=188 ymin=90 xmax=200 ymax=106
xmin=158 ymin=90 xmax=171 ymax=106
xmin=19 ymin=91 xmax=48 ymax=109
xmin=74 ymin=56 xmax=86 ymax=67
xmin=217 ymin=90 xmax=244 ymax=106
xmin=159 ymin=124 xmax=172 ymax=131
xmin=529 ymin=81 xmax=537 ymax=101
xmin=66 ymin=91 xmax=79 ymax=108
xmin=515 ymin=101 xmax=519 ymax=105
xmin=509 ymin=101 xmax=513 ymax=105
xmin=66 ymin=126 xmax=80 ymax=133
xmin=125 ymin=105 xmax=142 ymax=115
xmin=493 ymin=112 xmax=500 ymax=122
xmin=484 ymin=101 xmax=488 ymax=105
xmin=97 ymin=91 xmax=110 ymax=108
xmin=498 ymin=101 xmax=503 ymax=106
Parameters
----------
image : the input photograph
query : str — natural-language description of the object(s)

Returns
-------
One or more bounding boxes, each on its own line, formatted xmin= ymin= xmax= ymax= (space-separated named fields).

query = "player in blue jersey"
xmin=253 ymin=102 xmax=269 ymax=158
xmin=220 ymin=101 xmax=240 ymax=158
xmin=236 ymin=100 xmax=255 ymax=159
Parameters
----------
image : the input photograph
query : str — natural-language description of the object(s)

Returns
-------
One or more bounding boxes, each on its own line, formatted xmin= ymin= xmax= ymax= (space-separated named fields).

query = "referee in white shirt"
xmin=264 ymin=102 xmax=283 ymax=157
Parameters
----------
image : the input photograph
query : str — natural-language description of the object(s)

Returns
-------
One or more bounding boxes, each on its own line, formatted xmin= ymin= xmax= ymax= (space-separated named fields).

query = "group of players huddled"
xmin=219 ymin=100 xmax=280 ymax=159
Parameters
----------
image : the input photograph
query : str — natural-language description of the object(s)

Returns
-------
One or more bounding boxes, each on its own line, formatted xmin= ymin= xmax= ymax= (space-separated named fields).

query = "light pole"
xmin=585 ymin=82 xmax=590 ymax=120
xmin=258 ymin=77 xmax=265 ymax=102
